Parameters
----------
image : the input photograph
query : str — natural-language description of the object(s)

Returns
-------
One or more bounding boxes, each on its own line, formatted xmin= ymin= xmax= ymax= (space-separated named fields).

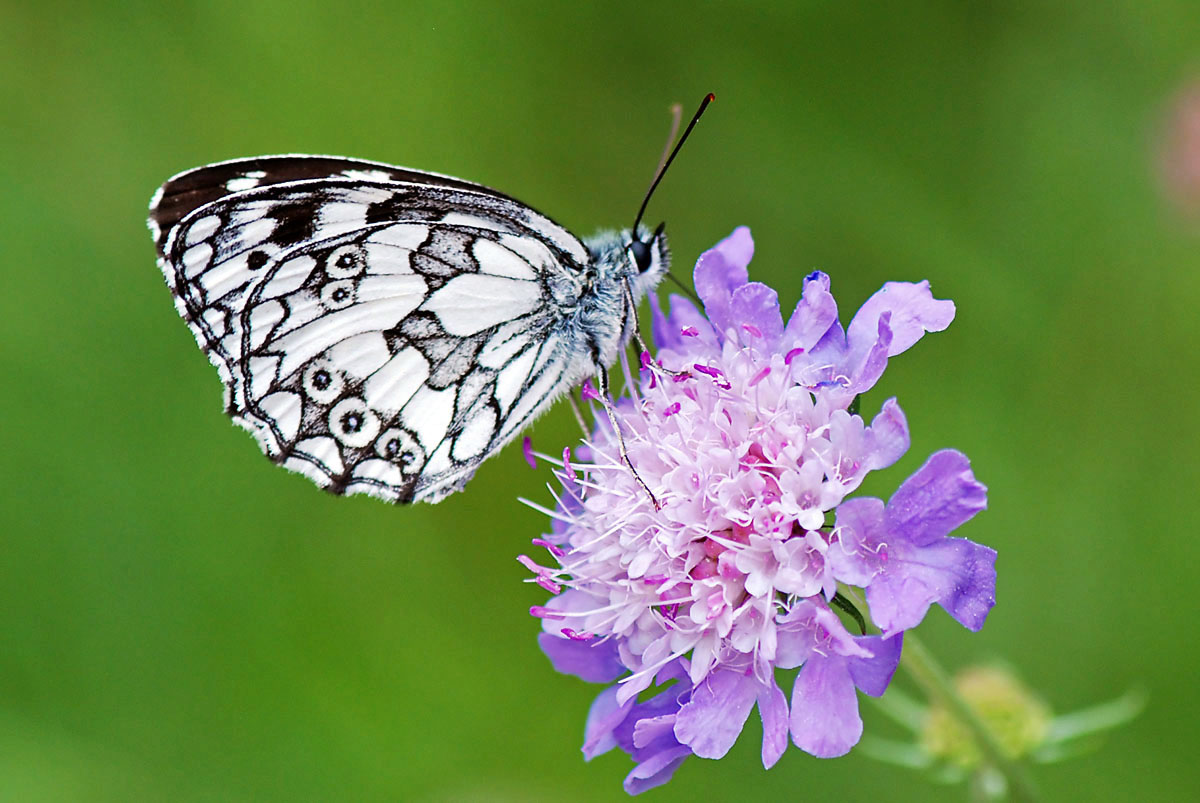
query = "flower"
xmin=830 ymin=449 xmax=995 ymax=635
xmin=521 ymin=228 xmax=996 ymax=793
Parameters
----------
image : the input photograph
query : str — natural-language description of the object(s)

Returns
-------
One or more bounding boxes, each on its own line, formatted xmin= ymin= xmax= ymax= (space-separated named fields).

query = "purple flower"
xmin=521 ymin=228 xmax=994 ymax=793
xmin=829 ymin=449 xmax=996 ymax=635
xmin=581 ymin=659 xmax=695 ymax=795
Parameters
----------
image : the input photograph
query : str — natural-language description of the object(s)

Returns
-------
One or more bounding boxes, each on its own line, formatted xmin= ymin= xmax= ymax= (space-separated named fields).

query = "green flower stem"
xmin=840 ymin=588 xmax=1040 ymax=802
xmin=900 ymin=633 xmax=1040 ymax=802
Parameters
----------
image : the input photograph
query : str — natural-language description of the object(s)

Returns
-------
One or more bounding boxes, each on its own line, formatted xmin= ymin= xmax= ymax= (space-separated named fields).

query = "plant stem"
xmin=898 ymin=632 xmax=1041 ymax=802
xmin=839 ymin=588 xmax=1040 ymax=801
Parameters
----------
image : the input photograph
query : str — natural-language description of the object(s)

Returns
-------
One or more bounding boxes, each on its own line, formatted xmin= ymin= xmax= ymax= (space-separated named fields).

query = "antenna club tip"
xmin=706 ymin=92 xmax=716 ymax=103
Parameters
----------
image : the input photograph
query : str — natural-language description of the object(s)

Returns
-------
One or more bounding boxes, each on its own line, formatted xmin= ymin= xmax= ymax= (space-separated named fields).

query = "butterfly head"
xmin=622 ymin=222 xmax=671 ymax=298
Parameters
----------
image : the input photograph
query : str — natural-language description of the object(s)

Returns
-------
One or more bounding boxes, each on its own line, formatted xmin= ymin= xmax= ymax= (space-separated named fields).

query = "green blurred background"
xmin=2 ymin=1 xmax=1197 ymax=799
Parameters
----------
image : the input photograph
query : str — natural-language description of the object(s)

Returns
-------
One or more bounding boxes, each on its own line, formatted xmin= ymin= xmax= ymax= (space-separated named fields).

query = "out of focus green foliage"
xmin=2 ymin=2 xmax=1196 ymax=799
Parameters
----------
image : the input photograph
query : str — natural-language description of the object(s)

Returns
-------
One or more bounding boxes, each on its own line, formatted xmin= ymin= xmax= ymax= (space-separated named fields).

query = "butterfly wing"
xmin=148 ymin=155 xmax=528 ymax=255
xmin=152 ymin=159 xmax=594 ymax=502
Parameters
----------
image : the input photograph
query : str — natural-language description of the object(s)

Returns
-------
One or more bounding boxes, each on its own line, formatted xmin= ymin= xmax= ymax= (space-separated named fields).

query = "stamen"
xmin=748 ymin=366 xmax=771 ymax=387
xmin=662 ymin=402 xmax=681 ymax=417
xmin=693 ymin=363 xmax=732 ymax=389
xmin=742 ymin=323 xmax=763 ymax=338
xmin=517 ymin=554 xmax=552 ymax=573
xmin=784 ymin=347 xmax=805 ymax=365
xmin=537 ymin=576 xmax=563 ymax=594
xmin=681 ymin=326 xmax=699 ymax=337
xmin=562 ymin=628 xmax=595 ymax=641
xmin=522 ymin=436 xmax=537 ymax=469
xmin=530 ymin=606 xmax=566 ymax=620
xmin=638 ymin=351 xmax=660 ymax=389
xmin=531 ymin=538 xmax=566 ymax=557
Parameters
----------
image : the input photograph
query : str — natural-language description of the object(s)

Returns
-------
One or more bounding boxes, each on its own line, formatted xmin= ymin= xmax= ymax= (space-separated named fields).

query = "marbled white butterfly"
xmin=149 ymin=96 xmax=712 ymax=503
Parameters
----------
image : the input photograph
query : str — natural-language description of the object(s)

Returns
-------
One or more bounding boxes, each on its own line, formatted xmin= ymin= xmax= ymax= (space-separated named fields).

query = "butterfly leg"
xmin=623 ymin=279 xmax=691 ymax=381
xmin=595 ymin=363 xmax=660 ymax=511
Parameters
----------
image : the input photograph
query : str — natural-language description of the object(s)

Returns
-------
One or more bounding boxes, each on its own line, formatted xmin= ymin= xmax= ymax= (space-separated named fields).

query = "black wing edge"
xmin=147 ymin=154 xmax=525 ymax=256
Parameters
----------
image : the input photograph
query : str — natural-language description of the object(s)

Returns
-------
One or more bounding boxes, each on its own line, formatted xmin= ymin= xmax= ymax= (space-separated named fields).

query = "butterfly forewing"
xmin=151 ymin=157 xmax=609 ymax=503
xmin=149 ymin=155 xmax=530 ymax=256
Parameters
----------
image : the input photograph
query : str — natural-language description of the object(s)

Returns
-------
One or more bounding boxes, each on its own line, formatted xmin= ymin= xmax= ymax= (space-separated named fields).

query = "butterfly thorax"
xmin=573 ymin=227 xmax=669 ymax=368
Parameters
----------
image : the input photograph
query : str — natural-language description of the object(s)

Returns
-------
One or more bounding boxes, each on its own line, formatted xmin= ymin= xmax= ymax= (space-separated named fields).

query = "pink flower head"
xmin=523 ymin=228 xmax=993 ymax=793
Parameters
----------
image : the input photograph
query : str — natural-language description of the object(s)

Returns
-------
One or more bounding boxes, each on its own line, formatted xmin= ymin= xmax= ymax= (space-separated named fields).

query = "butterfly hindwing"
xmin=236 ymin=221 xmax=577 ymax=502
xmin=152 ymin=161 xmax=598 ymax=502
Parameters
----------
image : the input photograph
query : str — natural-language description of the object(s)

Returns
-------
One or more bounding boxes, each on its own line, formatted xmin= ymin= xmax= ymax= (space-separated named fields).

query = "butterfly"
xmin=148 ymin=151 xmax=676 ymax=503
xmin=149 ymin=98 xmax=710 ymax=504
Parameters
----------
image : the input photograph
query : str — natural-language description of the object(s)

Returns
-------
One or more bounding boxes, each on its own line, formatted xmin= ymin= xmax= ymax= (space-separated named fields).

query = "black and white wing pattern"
xmin=150 ymin=155 xmax=668 ymax=503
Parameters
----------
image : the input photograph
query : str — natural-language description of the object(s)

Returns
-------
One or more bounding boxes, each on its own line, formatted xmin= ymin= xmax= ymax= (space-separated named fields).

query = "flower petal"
xmin=694 ymin=227 xmax=754 ymax=337
xmin=730 ymin=282 xmax=784 ymax=344
xmin=538 ymin=631 xmax=626 ymax=683
xmin=789 ymin=652 xmax=862 ymax=758
xmin=865 ymin=398 xmax=910 ymax=470
xmin=847 ymin=311 xmax=894 ymax=394
xmin=783 ymin=271 xmax=839 ymax=351
xmin=826 ymin=496 xmax=887 ymax=588
xmin=674 ymin=667 xmax=759 ymax=759
xmin=758 ymin=680 xmax=790 ymax=769
xmin=846 ymin=634 xmax=904 ymax=697
xmin=885 ymin=449 xmax=987 ymax=546
xmin=847 ymin=280 xmax=954 ymax=358
xmin=651 ymin=293 xmax=717 ymax=353
xmin=865 ymin=536 xmax=997 ymax=633
xmin=583 ymin=686 xmax=631 ymax=759
xmin=623 ymin=746 xmax=692 ymax=796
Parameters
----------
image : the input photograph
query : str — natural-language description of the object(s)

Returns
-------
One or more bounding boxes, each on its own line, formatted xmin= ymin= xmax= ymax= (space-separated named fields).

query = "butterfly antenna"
xmin=631 ymin=92 xmax=715 ymax=236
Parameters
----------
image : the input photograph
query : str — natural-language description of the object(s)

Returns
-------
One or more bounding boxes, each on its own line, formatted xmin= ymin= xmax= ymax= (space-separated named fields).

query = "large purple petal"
xmin=694 ymin=227 xmax=754 ymax=336
xmin=730 ymin=282 xmax=784 ymax=344
xmin=846 ymin=280 xmax=955 ymax=358
xmin=865 ymin=536 xmax=997 ymax=634
xmin=842 ymin=310 xmax=893 ymax=397
xmin=846 ymin=634 xmax=904 ymax=696
xmin=783 ymin=271 xmax=839 ymax=351
xmin=711 ymin=225 xmax=755 ymax=275
xmin=651 ymin=293 xmax=718 ymax=354
xmin=826 ymin=497 xmax=887 ymax=588
xmin=886 ymin=449 xmax=987 ymax=546
xmin=758 ymin=680 xmax=790 ymax=769
xmin=674 ymin=667 xmax=760 ymax=759
xmin=538 ymin=631 xmax=626 ymax=683
xmin=623 ymin=746 xmax=692 ymax=796
xmin=583 ymin=686 xmax=630 ymax=759
xmin=789 ymin=652 xmax=862 ymax=758
xmin=865 ymin=398 xmax=910 ymax=470
xmin=538 ymin=590 xmax=627 ymax=682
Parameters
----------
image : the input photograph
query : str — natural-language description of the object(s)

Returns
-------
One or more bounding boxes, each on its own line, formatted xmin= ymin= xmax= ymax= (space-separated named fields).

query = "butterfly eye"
xmin=629 ymin=239 xmax=652 ymax=273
